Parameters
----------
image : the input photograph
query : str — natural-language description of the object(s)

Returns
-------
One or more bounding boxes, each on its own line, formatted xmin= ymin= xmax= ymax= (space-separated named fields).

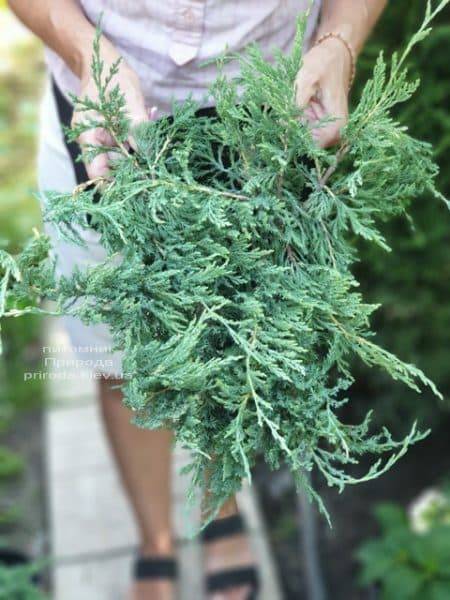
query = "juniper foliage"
xmin=1 ymin=2 xmax=449 ymax=523
xmin=352 ymin=2 xmax=450 ymax=429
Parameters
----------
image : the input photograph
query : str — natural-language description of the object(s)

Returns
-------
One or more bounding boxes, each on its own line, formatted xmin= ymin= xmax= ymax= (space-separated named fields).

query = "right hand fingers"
xmin=77 ymin=125 xmax=116 ymax=179
xmin=73 ymin=86 xmax=155 ymax=176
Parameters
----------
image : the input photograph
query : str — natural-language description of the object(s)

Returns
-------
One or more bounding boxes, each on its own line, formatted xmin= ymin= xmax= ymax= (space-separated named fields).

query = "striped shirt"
xmin=46 ymin=0 xmax=321 ymax=114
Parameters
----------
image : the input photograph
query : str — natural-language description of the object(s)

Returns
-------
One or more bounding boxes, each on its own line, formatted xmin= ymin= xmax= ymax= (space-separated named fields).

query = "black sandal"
xmin=202 ymin=514 xmax=260 ymax=599
xmin=133 ymin=555 xmax=178 ymax=583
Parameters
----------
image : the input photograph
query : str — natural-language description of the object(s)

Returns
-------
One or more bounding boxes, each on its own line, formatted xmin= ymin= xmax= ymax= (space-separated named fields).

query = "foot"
xmin=204 ymin=531 xmax=256 ymax=600
xmin=130 ymin=579 xmax=174 ymax=600
xmin=128 ymin=545 xmax=176 ymax=600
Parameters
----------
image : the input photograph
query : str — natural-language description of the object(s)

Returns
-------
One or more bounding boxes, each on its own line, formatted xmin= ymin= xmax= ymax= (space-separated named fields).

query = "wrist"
xmin=313 ymin=33 xmax=356 ymax=89
xmin=314 ymin=16 xmax=367 ymax=57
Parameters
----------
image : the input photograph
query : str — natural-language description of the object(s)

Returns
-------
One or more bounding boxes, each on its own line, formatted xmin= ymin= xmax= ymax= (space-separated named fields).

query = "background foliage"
xmin=0 ymin=20 xmax=44 ymax=533
xmin=357 ymin=490 xmax=450 ymax=600
xmin=0 ymin=32 xmax=44 ymax=424
xmin=353 ymin=3 xmax=450 ymax=429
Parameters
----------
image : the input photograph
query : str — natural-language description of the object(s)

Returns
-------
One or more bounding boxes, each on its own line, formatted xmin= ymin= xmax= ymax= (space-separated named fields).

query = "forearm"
xmin=7 ymin=0 xmax=115 ymax=79
xmin=316 ymin=0 xmax=387 ymax=55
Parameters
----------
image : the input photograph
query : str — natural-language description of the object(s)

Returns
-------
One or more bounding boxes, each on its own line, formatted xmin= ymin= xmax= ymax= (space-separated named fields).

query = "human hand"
xmin=72 ymin=37 xmax=156 ymax=179
xmin=294 ymin=37 xmax=353 ymax=148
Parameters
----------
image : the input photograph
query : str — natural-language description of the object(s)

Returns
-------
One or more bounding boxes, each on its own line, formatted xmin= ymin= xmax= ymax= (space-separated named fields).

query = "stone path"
xmin=44 ymin=318 xmax=282 ymax=599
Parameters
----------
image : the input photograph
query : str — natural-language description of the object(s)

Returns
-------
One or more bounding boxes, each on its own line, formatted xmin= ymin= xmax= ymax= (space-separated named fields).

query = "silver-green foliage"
xmin=1 ymin=2 xmax=449 ymax=522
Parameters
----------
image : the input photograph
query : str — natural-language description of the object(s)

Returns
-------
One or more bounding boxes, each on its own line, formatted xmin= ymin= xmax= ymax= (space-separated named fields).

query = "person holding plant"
xmin=7 ymin=1 xmax=387 ymax=599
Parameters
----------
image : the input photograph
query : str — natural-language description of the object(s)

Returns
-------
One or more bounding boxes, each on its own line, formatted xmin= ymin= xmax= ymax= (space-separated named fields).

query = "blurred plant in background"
xmin=408 ymin=487 xmax=450 ymax=534
xmin=357 ymin=485 xmax=450 ymax=599
xmin=353 ymin=3 xmax=450 ymax=430
xmin=0 ymin=555 xmax=47 ymax=600
xmin=0 ymin=9 xmax=42 ymax=243
xmin=0 ymin=448 xmax=24 ymax=527
xmin=0 ymin=6 xmax=45 ymax=534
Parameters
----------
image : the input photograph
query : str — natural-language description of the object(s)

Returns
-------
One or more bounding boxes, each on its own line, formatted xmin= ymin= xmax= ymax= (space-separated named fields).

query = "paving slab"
xmin=45 ymin=320 xmax=281 ymax=599
xmin=52 ymin=551 xmax=133 ymax=600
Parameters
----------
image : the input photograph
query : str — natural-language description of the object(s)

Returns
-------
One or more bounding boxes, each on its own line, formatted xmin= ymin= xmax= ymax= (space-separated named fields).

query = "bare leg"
xmin=204 ymin=497 xmax=255 ymax=600
xmin=98 ymin=377 xmax=174 ymax=600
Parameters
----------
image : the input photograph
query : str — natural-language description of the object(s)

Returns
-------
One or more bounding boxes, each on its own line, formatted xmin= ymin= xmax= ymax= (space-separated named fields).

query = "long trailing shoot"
xmin=1 ymin=1 xmax=449 ymax=524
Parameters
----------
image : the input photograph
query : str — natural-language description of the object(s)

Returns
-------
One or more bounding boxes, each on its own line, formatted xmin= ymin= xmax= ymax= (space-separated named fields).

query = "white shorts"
xmin=37 ymin=79 xmax=123 ymax=377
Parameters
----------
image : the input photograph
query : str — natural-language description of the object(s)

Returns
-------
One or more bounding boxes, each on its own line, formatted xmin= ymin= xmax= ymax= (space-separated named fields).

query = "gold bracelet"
xmin=313 ymin=31 xmax=356 ymax=90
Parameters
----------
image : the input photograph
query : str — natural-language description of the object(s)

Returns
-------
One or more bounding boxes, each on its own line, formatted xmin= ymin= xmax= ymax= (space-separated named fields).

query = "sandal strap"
xmin=134 ymin=556 xmax=177 ymax=580
xmin=201 ymin=514 xmax=245 ymax=543
xmin=206 ymin=566 xmax=259 ymax=596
